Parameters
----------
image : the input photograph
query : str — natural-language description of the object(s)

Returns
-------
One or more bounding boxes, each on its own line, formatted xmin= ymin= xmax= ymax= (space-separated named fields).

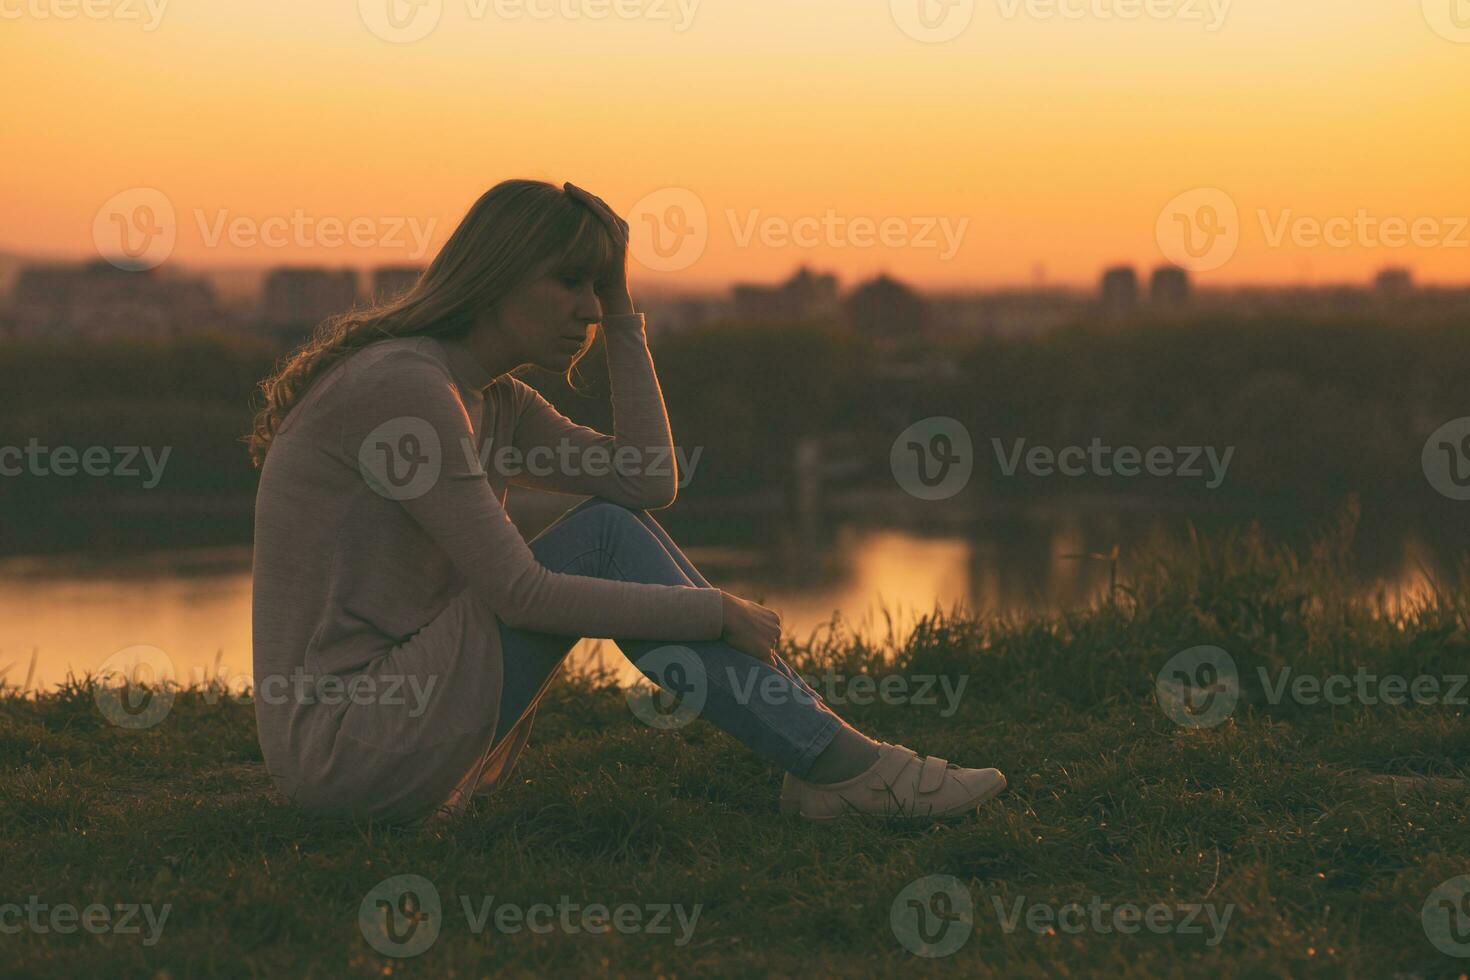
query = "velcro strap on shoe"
xmin=917 ymin=755 xmax=948 ymax=794
xmin=867 ymin=745 xmax=917 ymax=792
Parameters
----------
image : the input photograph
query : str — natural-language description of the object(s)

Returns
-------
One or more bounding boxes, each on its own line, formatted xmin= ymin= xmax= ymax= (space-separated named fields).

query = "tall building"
xmin=843 ymin=273 xmax=929 ymax=343
xmin=261 ymin=267 xmax=359 ymax=332
xmin=371 ymin=265 xmax=425 ymax=303
xmin=1100 ymin=265 xmax=1139 ymax=318
xmin=1150 ymin=265 xmax=1190 ymax=307
xmin=10 ymin=261 xmax=219 ymax=339
xmin=731 ymin=265 xmax=840 ymax=321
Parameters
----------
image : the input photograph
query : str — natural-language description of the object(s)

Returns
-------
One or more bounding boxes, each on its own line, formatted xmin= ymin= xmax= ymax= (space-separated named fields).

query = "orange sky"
xmin=3 ymin=0 xmax=1468 ymax=289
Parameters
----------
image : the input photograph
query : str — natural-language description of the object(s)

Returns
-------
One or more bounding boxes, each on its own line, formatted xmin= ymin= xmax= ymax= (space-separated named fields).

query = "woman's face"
xmin=483 ymin=260 xmax=603 ymax=372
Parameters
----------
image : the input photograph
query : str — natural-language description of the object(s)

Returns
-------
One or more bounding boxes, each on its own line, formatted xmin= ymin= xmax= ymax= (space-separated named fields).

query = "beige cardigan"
xmin=251 ymin=313 xmax=725 ymax=821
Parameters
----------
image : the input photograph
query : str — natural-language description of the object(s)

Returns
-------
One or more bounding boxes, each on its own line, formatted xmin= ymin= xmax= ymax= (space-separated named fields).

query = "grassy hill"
xmin=2 ymin=512 xmax=1467 ymax=977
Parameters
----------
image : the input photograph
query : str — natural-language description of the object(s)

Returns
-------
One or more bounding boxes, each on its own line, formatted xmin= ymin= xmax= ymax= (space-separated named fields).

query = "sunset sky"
xmin=4 ymin=0 xmax=1467 ymax=289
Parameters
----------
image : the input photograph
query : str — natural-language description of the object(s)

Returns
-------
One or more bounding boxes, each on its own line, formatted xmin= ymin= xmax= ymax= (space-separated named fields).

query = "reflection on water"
xmin=0 ymin=545 xmax=257 ymax=694
xmin=0 ymin=511 xmax=1452 ymax=693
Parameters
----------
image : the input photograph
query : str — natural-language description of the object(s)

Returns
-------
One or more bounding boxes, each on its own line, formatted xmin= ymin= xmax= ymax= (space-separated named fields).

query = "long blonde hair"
xmin=245 ymin=179 xmax=620 ymax=467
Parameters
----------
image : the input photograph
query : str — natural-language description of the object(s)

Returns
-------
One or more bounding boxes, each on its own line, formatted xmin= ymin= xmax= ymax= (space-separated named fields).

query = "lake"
xmin=0 ymin=491 xmax=1445 ymax=694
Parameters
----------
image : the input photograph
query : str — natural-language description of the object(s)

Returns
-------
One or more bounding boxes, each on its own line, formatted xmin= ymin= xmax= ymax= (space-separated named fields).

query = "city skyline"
xmin=8 ymin=252 xmax=1463 ymax=347
xmin=0 ymin=244 xmax=1460 ymax=298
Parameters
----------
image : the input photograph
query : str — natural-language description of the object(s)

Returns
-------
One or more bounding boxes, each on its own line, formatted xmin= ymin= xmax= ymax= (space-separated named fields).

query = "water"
xmin=0 ymin=505 xmax=1445 ymax=694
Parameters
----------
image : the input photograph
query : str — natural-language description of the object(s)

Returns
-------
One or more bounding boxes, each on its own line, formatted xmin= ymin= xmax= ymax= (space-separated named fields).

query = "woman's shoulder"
xmin=273 ymin=337 xmax=455 ymax=443
xmin=345 ymin=335 xmax=452 ymax=376
xmin=282 ymin=338 xmax=453 ymax=427
xmin=332 ymin=336 xmax=459 ymax=398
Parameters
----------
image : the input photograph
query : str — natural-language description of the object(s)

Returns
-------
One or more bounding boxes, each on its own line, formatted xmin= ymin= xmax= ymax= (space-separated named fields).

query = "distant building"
xmin=1150 ymin=265 xmax=1190 ymax=307
xmin=371 ymin=265 xmax=425 ymax=303
xmin=10 ymin=261 xmax=219 ymax=339
xmin=1375 ymin=267 xmax=1414 ymax=299
xmin=843 ymin=273 xmax=930 ymax=343
xmin=1100 ymin=265 xmax=1139 ymax=318
xmin=261 ymin=267 xmax=359 ymax=331
xmin=731 ymin=265 xmax=840 ymax=322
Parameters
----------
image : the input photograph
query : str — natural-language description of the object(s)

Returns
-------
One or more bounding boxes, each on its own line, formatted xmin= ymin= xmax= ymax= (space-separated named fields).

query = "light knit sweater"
xmin=251 ymin=313 xmax=725 ymax=820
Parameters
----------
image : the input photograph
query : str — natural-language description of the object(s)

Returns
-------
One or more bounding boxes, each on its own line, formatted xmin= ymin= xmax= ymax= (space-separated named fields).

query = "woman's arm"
xmin=339 ymin=346 xmax=723 ymax=640
xmin=502 ymin=311 xmax=684 ymax=508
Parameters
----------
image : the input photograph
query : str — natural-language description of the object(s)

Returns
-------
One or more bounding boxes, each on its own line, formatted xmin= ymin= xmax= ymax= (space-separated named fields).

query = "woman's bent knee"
xmin=575 ymin=495 xmax=646 ymax=518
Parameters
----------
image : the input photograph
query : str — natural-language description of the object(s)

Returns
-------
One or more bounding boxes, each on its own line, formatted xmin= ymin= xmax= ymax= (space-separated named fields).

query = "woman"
xmin=246 ymin=179 xmax=1006 ymax=824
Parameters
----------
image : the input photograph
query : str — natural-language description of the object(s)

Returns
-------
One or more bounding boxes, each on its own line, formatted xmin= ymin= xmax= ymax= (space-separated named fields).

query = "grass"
xmin=2 ymin=505 xmax=1469 ymax=978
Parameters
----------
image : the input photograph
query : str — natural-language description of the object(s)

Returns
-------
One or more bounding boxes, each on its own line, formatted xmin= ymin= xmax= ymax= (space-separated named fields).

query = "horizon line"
xmin=3 ymin=246 xmax=1467 ymax=295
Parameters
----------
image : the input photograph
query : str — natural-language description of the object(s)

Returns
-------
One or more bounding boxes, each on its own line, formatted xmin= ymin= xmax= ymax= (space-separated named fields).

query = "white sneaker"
xmin=779 ymin=741 xmax=1006 ymax=821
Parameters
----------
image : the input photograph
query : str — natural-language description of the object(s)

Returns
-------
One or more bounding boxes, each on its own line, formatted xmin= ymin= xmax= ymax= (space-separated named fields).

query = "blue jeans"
xmin=490 ymin=495 xmax=843 ymax=779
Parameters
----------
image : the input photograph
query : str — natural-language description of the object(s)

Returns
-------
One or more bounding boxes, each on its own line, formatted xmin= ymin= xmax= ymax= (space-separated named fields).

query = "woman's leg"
xmin=490 ymin=496 xmax=863 ymax=779
xmin=624 ymin=507 xmax=883 ymax=782
xmin=623 ymin=509 xmax=827 ymax=701
xmin=489 ymin=621 xmax=580 ymax=746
